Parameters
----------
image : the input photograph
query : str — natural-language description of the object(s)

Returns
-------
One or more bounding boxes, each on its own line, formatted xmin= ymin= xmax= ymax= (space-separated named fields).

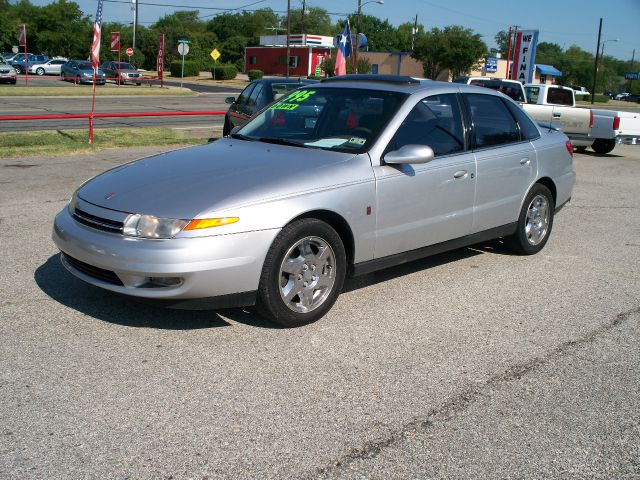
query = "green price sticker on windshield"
xmin=270 ymin=90 xmax=316 ymax=111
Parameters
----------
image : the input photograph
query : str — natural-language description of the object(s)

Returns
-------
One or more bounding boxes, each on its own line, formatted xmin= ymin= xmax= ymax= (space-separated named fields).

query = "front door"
xmin=373 ymin=93 xmax=476 ymax=258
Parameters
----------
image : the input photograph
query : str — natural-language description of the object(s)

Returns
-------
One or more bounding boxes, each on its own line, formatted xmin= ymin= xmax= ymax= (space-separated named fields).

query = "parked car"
xmin=0 ymin=57 xmax=17 ymax=84
xmin=29 ymin=57 xmax=68 ymax=75
xmin=60 ymin=60 xmax=107 ymax=85
xmin=53 ymin=75 xmax=575 ymax=327
xmin=453 ymin=76 xmax=526 ymax=102
xmin=10 ymin=53 xmax=49 ymax=74
xmin=615 ymin=92 xmax=630 ymax=100
xmin=223 ymin=77 xmax=318 ymax=135
xmin=571 ymin=85 xmax=590 ymax=97
xmin=622 ymin=94 xmax=640 ymax=103
xmin=100 ymin=61 xmax=142 ymax=85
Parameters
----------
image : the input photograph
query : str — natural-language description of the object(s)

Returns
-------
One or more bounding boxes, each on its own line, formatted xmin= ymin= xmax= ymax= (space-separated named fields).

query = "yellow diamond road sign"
xmin=210 ymin=49 xmax=220 ymax=61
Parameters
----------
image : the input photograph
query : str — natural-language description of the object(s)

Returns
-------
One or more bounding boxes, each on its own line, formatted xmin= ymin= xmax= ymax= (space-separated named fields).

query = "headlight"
xmin=68 ymin=191 xmax=78 ymax=214
xmin=82 ymin=72 xmax=91 ymax=77
xmin=123 ymin=214 xmax=188 ymax=239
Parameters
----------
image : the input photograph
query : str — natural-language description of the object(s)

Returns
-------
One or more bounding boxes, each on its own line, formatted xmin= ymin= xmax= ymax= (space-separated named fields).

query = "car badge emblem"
xmin=104 ymin=192 xmax=117 ymax=200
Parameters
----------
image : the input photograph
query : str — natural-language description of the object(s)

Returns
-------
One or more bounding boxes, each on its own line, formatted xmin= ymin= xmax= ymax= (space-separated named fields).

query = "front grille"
xmin=72 ymin=207 xmax=124 ymax=234
xmin=62 ymin=253 xmax=124 ymax=286
xmin=129 ymin=73 xmax=140 ymax=78
xmin=0 ymin=69 xmax=11 ymax=73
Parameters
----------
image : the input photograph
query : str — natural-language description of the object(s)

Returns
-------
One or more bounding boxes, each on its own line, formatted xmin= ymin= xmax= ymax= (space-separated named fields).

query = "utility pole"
xmin=286 ymin=0 xmax=291 ymax=77
xmin=506 ymin=25 xmax=512 ymax=79
xmin=591 ymin=18 xmax=602 ymax=104
xmin=411 ymin=14 xmax=418 ymax=51
xmin=630 ymin=49 xmax=636 ymax=92
xmin=300 ymin=0 xmax=306 ymax=35
xmin=354 ymin=0 xmax=361 ymax=71
xmin=132 ymin=0 xmax=138 ymax=49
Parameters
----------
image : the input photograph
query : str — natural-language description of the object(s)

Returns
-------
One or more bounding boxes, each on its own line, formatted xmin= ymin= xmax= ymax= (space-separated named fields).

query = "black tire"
xmin=505 ymin=183 xmax=555 ymax=255
xmin=256 ymin=218 xmax=346 ymax=327
xmin=36 ymin=67 xmax=45 ymax=76
xmin=222 ymin=115 xmax=232 ymax=136
xmin=14 ymin=65 xmax=22 ymax=74
xmin=136 ymin=82 xmax=142 ymax=86
xmin=574 ymin=146 xmax=587 ymax=153
xmin=10 ymin=79 xmax=16 ymax=85
xmin=591 ymin=138 xmax=616 ymax=154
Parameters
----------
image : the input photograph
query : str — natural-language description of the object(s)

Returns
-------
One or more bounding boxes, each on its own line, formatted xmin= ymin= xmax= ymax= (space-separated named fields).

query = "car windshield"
xmin=115 ymin=62 xmax=135 ymax=69
xmin=77 ymin=62 xmax=92 ymax=69
xmin=236 ymin=87 xmax=407 ymax=154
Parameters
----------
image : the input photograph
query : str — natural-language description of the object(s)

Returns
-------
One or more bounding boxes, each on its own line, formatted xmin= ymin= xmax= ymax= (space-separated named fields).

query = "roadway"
xmin=0 ymin=76 xmax=242 ymax=132
xmin=0 ymin=144 xmax=639 ymax=478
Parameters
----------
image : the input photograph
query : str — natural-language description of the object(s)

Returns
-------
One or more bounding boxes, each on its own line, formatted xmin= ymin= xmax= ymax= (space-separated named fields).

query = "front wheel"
xmin=591 ymin=138 xmax=616 ymax=154
xmin=505 ymin=184 xmax=554 ymax=255
xmin=256 ymin=219 xmax=346 ymax=327
xmin=13 ymin=66 xmax=22 ymax=74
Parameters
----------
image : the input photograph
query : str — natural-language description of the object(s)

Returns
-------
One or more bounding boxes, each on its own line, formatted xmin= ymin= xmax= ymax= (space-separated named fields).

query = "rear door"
xmin=463 ymin=92 xmax=538 ymax=231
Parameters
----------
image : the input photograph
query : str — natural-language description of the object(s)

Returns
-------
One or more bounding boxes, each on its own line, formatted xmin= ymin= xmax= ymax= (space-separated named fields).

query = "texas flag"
xmin=334 ymin=20 xmax=352 ymax=76
xmin=90 ymin=0 xmax=104 ymax=69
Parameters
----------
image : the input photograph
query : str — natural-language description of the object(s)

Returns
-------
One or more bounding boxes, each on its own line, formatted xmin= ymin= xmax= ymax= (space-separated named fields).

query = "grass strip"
xmin=0 ymin=127 xmax=208 ymax=158
xmin=0 ymin=86 xmax=195 ymax=97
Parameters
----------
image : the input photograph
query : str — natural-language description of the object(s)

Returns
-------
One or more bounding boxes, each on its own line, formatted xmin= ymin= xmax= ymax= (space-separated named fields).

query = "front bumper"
xmin=52 ymin=205 xmax=279 ymax=306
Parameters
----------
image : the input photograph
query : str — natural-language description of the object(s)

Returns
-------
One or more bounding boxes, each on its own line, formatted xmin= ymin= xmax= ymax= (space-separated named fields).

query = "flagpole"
xmin=90 ymin=68 xmax=97 ymax=144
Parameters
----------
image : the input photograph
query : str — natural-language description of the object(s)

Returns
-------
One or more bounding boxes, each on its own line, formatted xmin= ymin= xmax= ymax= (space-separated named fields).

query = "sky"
xmin=32 ymin=0 xmax=640 ymax=62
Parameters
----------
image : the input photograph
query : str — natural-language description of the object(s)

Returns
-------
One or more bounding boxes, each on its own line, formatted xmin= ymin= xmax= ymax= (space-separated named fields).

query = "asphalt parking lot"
xmin=1 ymin=144 xmax=639 ymax=478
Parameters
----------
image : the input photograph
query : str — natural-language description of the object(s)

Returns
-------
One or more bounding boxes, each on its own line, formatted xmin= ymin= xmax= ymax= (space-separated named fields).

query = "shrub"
xmin=247 ymin=69 xmax=264 ymax=81
xmin=169 ymin=60 xmax=200 ymax=78
xmin=593 ymin=94 xmax=610 ymax=103
xmin=307 ymin=75 xmax=323 ymax=80
xmin=211 ymin=64 xmax=238 ymax=80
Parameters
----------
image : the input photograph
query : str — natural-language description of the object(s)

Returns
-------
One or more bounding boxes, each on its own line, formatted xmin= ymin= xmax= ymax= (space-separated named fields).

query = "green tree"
xmin=346 ymin=14 xmax=399 ymax=51
xmin=494 ymin=30 xmax=509 ymax=55
xmin=413 ymin=26 xmax=487 ymax=79
xmin=35 ymin=0 xmax=91 ymax=58
xmin=289 ymin=7 xmax=332 ymax=35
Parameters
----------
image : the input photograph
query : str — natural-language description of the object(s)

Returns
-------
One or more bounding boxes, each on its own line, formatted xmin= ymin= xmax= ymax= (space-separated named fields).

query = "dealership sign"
xmin=485 ymin=57 xmax=498 ymax=73
xmin=624 ymin=72 xmax=640 ymax=80
xmin=510 ymin=30 xmax=539 ymax=83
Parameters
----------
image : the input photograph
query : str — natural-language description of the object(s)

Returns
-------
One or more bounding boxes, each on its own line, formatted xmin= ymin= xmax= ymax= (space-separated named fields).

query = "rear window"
xmin=469 ymin=79 xmax=525 ymax=103
xmin=271 ymin=82 xmax=306 ymax=100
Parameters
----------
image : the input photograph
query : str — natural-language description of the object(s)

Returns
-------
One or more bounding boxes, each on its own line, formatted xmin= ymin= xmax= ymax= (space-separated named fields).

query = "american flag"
xmin=90 ymin=0 xmax=104 ymax=69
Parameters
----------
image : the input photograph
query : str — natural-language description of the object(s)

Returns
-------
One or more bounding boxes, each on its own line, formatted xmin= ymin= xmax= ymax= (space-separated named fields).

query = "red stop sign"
xmin=126 ymin=47 xmax=134 ymax=56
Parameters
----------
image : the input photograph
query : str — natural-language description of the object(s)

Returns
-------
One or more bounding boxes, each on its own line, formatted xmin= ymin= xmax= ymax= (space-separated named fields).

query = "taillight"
xmin=589 ymin=110 xmax=594 ymax=129
xmin=565 ymin=140 xmax=573 ymax=157
xmin=613 ymin=116 xmax=620 ymax=130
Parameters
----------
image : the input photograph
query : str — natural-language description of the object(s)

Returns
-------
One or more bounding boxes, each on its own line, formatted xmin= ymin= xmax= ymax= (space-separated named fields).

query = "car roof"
xmin=304 ymin=74 xmax=454 ymax=94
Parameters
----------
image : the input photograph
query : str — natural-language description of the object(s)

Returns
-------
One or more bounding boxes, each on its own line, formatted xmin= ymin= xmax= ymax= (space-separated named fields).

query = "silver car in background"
xmin=29 ymin=57 xmax=68 ymax=75
xmin=53 ymin=75 xmax=576 ymax=327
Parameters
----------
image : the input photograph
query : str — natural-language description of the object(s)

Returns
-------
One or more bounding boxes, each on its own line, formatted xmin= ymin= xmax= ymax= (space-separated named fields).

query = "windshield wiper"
xmin=257 ymin=137 xmax=305 ymax=148
xmin=229 ymin=132 xmax=254 ymax=141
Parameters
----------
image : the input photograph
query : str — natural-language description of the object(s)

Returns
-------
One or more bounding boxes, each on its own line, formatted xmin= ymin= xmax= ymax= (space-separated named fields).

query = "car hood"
xmin=77 ymin=139 xmax=361 ymax=219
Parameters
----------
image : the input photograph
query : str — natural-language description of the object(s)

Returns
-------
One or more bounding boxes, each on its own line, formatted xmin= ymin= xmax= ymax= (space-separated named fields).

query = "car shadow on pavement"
xmin=34 ymin=255 xmax=273 ymax=330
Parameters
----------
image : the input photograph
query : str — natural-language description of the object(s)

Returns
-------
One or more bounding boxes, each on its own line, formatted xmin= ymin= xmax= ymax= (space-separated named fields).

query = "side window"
xmin=546 ymin=88 xmax=573 ymax=106
xmin=248 ymin=83 xmax=264 ymax=107
xmin=503 ymin=99 xmax=540 ymax=141
xmin=236 ymin=83 xmax=256 ymax=106
xmin=388 ymin=93 xmax=464 ymax=156
xmin=525 ymin=86 xmax=540 ymax=104
xmin=466 ymin=93 xmax=520 ymax=148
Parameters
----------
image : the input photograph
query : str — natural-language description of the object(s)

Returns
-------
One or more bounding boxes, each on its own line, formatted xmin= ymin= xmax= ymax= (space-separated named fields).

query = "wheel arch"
xmin=288 ymin=210 xmax=355 ymax=270
xmin=535 ymin=176 xmax=557 ymax=206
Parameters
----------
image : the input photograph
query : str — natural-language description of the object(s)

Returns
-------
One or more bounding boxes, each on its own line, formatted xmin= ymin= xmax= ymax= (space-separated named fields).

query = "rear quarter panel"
xmin=532 ymin=128 xmax=575 ymax=209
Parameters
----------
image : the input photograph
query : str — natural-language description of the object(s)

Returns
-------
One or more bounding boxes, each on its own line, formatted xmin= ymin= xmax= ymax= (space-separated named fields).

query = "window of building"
xmin=249 ymin=56 xmax=257 ymax=65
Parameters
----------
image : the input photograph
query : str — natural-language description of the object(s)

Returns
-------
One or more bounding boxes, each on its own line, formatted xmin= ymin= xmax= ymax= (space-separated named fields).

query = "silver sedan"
xmin=29 ymin=58 xmax=68 ymax=75
xmin=53 ymin=76 xmax=576 ymax=327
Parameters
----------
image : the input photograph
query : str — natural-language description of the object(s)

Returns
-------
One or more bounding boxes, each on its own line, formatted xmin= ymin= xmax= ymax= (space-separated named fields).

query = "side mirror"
xmin=384 ymin=144 xmax=435 ymax=165
xmin=225 ymin=96 xmax=236 ymax=104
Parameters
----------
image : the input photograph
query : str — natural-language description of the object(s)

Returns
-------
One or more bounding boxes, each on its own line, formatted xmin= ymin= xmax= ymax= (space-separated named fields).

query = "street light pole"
xmin=591 ymin=18 xmax=602 ymax=104
xmin=286 ymin=0 xmax=290 ymax=78
xmin=599 ymin=38 xmax=619 ymax=94
xmin=354 ymin=0 xmax=383 ymax=73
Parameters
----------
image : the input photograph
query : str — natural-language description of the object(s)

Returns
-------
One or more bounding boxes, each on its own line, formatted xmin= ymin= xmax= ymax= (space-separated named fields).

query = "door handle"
xmin=520 ymin=158 xmax=531 ymax=166
xmin=453 ymin=170 xmax=468 ymax=179
xmin=552 ymin=113 xmax=561 ymax=118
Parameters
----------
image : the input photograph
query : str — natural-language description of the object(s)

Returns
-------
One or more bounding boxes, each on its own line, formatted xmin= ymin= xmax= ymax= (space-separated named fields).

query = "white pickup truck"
xmin=454 ymin=77 xmax=639 ymax=154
